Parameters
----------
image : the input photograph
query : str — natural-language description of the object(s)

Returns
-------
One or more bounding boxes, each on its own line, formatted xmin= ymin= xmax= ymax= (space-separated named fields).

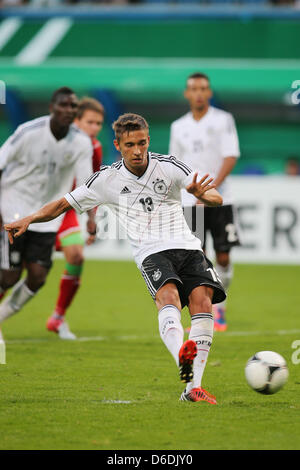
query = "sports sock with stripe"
xmin=158 ymin=304 xmax=184 ymax=366
xmin=186 ymin=313 xmax=214 ymax=392
xmin=53 ymin=263 xmax=82 ymax=316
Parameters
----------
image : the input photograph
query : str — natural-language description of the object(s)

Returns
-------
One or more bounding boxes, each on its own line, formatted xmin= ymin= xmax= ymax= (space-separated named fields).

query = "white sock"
xmin=186 ymin=313 xmax=214 ymax=392
xmin=158 ymin=304 xmax=184 ymax=366
xmin=0 ymin=330 xmax=5 ymax=364
xmin=0 ymin=279 xmax=35 ymax=324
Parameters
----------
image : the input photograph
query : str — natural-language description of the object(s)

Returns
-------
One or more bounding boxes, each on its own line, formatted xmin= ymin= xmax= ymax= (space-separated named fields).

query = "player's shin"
xmin=53 ymin=263 xmax=82 ymax=317
xmin=214 ymin=263 xmax=232 ymax=328
xmin=186 ymin=313 xmax=214 ymax=392
xmin=158 ymin=304 xmax=184 ymax=366
xmin=215 ymin=262 xmax=233 ymax=292
xmin=0 ymin=278 xmax=35 ymax=324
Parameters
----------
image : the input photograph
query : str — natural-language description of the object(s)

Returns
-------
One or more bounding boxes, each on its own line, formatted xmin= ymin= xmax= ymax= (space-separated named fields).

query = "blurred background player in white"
xmin=47 ymin=97 xmax=104 ymax=339
xmin=5 ymin=113 xmax=226 ymax=404
xmin=0 ymin=87 xmax=96 ymax=340
xmin=169 ymin=72 xmax=241 ymax=331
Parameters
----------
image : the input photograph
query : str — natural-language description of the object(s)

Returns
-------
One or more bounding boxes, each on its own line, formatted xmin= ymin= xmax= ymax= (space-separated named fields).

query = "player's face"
xmin=50 ymin=93 xmax=78 ymax=127
xmin=184 ymin=78 xmax=212 ymax=111
xmin=75 ymin=110 xmax=104 ymax=139
xmin=114 ymin=129 xmax=150 ymax=176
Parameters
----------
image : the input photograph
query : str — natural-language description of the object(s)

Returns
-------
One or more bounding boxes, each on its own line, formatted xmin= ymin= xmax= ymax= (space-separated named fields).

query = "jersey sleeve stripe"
xmin=150 ymin=153 xmax=192 ymax=173
xmin=151 ymin=155 xmax=191 ymax=176
xmin=85 ymin=171 xmax=101 ymax=188
xmin=111 ymin=161 xmax=122 ymax=169
xmin=67 ymin=192 xmax=82 ymax=210
xmin=169 ymin=156 xmax=192 ymax=173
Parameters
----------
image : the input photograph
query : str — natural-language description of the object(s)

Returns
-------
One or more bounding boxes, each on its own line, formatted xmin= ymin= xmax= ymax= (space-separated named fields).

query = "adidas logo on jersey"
xmin=120 ymin=186 xmax=131 ymax=194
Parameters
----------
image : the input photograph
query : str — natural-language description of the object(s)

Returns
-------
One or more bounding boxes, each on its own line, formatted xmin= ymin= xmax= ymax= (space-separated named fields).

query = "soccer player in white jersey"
xmin=0 ymin=87 xmax=96 ymax=340
xmin=169 ymin=72 xmax=241 ymax=331
xmin=5 ymin=113 xmax=225 ymax=404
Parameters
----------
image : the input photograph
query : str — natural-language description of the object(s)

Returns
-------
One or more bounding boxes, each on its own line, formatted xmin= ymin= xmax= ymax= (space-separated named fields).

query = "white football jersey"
xmin=169 ymin=106 xmax=240 ymax=206
xmin=0 ymin=115 xmax=93 ymax=232
xmin=65 ymin=152 xmax=202 ymax=267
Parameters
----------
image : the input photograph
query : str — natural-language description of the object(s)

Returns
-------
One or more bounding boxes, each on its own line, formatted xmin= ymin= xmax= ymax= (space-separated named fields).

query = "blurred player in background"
xmin=5 ymin=113 xmax=225 ymax=404
xmin=169 ymin=72 xmax=240 ymax=331
xmin=285 ymin=156 xmax=300 ymax=176
xmin=47 ymin=97 xmax=104 ymax=339
xmin=0 ymin=87 xmax=96 ymax=339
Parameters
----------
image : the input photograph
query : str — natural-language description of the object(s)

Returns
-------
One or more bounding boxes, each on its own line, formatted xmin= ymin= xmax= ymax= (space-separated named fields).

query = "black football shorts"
xmin=0 ymin=229 xmax=56 ymax=270
xmin=140 ymin=249 xmax=226 ymax=307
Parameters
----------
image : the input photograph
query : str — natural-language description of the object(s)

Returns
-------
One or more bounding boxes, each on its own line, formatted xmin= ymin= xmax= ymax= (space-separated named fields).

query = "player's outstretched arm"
xmin=186 ymin=173 xmax=223 ymax=207
xmin=4 ymin=197 xmax=71 ymax=244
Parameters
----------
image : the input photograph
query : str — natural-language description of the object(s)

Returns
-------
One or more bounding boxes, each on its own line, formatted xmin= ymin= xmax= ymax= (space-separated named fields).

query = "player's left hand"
xmin=186 ymin=173 xmax=216 ymax=199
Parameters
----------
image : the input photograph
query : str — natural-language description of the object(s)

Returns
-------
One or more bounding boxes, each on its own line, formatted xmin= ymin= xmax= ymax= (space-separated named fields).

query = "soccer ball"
xmin=245 ymin=351 xmax=288 ymax=395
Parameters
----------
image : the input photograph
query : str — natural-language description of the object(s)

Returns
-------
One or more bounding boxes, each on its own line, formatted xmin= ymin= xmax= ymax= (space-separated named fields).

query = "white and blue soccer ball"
xmin=245 ymin=351 xmax=289 ymax=395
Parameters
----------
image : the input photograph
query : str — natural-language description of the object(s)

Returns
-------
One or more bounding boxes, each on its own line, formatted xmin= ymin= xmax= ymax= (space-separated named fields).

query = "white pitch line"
xmin=15 ymin=18 xmax=72 ymax=65
xmin=0 ymin=17 xmax=22 ymax=51
xmin=3 ymin=329 xmax=300 ymax=345
xmin=101 ymin=400 xmax=132 ymax=404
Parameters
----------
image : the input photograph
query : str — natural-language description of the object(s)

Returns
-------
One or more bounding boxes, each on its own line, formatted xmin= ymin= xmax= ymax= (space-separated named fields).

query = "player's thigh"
xmin=179 ymin=250 xmax=226 ymax=306
xmin=25 ymin=262 xmax=50 ymax=291
xmin=188 ymin=285 xmax=214 ymax=316
xmin=140 ymin=252 xmax=182 ymax=309
xmin=155 ymin=282 xmax=181 ymax=311
xmin=0 ymin=268 xmax=23 ymax=289
xmin=23 ymin=231 xmax=56 ymax=290
xmin=62 ymin=244 xmax=84 ymax=266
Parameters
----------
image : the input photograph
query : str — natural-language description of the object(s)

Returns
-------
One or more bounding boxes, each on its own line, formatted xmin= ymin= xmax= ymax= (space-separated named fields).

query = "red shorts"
xmin=55 ymin=209 xmax=82 ymax=251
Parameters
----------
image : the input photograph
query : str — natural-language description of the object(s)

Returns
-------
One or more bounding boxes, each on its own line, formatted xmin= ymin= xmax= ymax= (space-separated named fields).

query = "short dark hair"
xmin=112 ymin=113 xmax=149 ymax=142
xmin=77 ymin=97 xmax=104 ymax=119
xmin=50 ymin=87 xmax=76 ymax=103
xmin=186 ymin=72 xmax=210 ymax=87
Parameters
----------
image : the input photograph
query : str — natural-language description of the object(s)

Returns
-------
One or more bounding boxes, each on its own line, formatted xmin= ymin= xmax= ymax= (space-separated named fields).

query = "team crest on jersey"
xmin=152 ymin=178 xmax=168 ymax=195
xmin=152 ymin=269 xmax=162 ymax=282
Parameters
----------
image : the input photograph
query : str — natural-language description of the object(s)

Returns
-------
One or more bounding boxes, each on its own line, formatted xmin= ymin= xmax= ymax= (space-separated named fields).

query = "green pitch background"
xmin=0 ymin=260 xmax=299 ymax=450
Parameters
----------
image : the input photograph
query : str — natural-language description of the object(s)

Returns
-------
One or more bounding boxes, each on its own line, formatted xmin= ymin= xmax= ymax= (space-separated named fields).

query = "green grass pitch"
xmin=0 ymin=260 xmax=299 ymax=450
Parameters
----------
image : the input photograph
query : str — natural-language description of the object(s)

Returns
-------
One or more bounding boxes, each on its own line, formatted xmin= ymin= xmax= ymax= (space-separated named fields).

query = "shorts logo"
xmin=152 ymin=178 xmax=167 ymax=195
xmin=11 ymin=251 xmax=21 ymax=265
xmin=152 ymin=269 xmax=162 ymax=282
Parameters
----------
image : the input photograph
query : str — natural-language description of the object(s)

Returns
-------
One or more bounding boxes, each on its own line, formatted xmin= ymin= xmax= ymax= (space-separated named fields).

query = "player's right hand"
xmin=4 ymin=218 xmax=30 ymax=244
